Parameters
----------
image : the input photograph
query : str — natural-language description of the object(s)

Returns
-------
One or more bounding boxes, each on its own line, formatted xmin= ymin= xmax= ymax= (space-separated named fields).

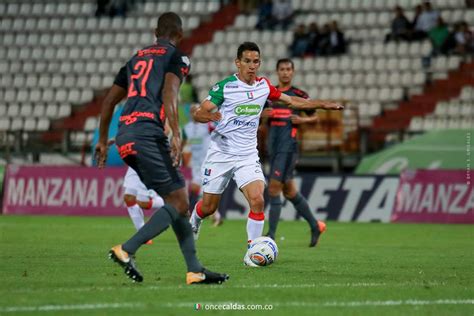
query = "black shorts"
xmin=115 ymin=132 xmax=185 ymax=196
xmin=269 ymin=152 xmax=298 ymax=182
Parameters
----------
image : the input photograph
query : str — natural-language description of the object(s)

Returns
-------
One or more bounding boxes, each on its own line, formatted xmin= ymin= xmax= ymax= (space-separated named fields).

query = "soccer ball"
xmin=245 ymin=237 xmax=278 ymax=267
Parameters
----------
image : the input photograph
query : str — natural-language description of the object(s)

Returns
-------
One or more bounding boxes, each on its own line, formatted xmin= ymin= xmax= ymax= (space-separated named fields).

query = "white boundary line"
xmin=4 ymin=281 xmax=446 ymax=294
xmin=2 ymin=299 xmax=472 ymax=312
xmin=0 ymin=303 xmax=141 ymax=313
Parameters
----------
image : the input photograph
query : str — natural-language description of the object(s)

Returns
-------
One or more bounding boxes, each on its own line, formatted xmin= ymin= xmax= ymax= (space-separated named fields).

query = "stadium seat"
xmin=36 ymin=118 xmax=50 ymax=131
xmin=23 ymin=118 xmax=37 ymax=132
xmin=0 ymin=118 xmax=10 ymax=131
xmin=84 ymin=116 xmax=98 ymax=132
xmin=409 ymin=116 xmax=423 ymax=131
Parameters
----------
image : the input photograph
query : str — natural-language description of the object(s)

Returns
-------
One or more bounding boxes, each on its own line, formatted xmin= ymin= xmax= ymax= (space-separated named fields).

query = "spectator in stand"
xmin=271 ymin=0 xmax=293 ymax=30
xmin=238 ymin=0 xmax=258 ymax=14
xmin=428 ymin=16 xmax=450 ymax=55
xmin=289 ymin=24 xmax=309 ymax=57
xmin=256 ymin=0 xmax=274 ymax=30
xmin=454 ymin=21 xmax=474 ymax=55
xmin=305 ymin=22 xmax=321 ymax=55
xmin=317 ymin=23 xmax=331 ymax=55
xmin=411 ymin=4 xmax=423 ymax=30
xmin=413 ymin=1 xmax=440 ymax=40
xmin=95 ymin=0 xmax=110 ymax=16
xmin=385 ymin=6 xmax=411 ymax=42
xmin=327 ymin=21 xmax=347 ymax=55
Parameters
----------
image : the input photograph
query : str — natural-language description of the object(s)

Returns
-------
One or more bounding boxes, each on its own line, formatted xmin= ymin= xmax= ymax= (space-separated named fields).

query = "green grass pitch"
xmin=0 ymin=215 xmax=473 ymax=315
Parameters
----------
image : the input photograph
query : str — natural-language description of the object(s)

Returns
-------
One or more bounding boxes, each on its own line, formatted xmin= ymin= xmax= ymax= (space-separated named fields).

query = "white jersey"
xmin=183 ymin=121 xmax=213 ymax=167
xmin=206 ymin=74 xmax=281 ymax=156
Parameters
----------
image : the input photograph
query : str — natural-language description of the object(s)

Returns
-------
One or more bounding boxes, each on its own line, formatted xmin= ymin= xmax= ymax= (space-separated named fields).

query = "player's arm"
xmin=95 ymin=83 xmax=127 ymax=168
xmin=191 ymin=100 xmax=222 ymax=123
xmin=162 ymin=72 xmax=183 ymax=167
xmin=279 ymin=93 xmax=344 ymax=110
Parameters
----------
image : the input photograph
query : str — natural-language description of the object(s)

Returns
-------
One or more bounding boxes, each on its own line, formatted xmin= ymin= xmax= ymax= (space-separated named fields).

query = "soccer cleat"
xmin=309 ymin=220 xmax=327 ymax=248
xmin=108 ymin=245 xmax=143 ymax=283
xmin=264 ymin=232 xmax=275 ymax=241
xmin=186 ymin=268 xmax=229 ymax=285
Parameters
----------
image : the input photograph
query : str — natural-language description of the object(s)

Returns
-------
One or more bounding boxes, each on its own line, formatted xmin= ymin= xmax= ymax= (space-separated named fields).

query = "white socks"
xmin=246 ymin=211 xmax=264 ymax=242
xmin=127 ymin=204 xmax=145 ymax=231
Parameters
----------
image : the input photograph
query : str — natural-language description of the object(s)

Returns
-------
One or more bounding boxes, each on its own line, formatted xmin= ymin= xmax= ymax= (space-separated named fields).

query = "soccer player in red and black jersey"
xmin=95 ymin=12 xmax=227 ymax=285
xmin=262 ymin=58 xmax=326 ymax=247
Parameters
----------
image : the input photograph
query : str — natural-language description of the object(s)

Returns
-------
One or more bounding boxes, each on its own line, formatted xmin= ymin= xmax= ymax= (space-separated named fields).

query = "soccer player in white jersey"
xmin=189 ymin=42 xmax=342 ymax=264
xmin=123 ymin=167 xmax=165 ymax=244
xmin=183 ymin=118 xmax=223 ymax=226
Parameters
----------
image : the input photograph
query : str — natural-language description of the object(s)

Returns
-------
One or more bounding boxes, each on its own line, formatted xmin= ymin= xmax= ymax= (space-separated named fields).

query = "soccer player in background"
xmin=189 ymin=42 xmax=342 ymax=265
xmin=123 ymin=167 xmax=164 ymax=244
xmin=182 ymin=117 xmax=223 ymax=226
xmin=263 ymin=58 xmax=326 ymax=247
xmin=95 ymin=12 xmax=228 ymax=284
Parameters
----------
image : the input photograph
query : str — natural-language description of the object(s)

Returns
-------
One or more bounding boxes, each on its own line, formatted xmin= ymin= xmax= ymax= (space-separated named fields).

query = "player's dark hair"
xmin=236 ymin=42 xmax=260 ymax=59
xmin=156 ymin=12 xmax=183 ymax=38
xmin=276 ymin=58 xmax=294 ymax=70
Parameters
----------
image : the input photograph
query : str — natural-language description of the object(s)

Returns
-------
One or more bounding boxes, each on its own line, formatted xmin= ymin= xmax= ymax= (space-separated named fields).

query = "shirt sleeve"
xmin=113 ymin=64 xmax=128 ymax=89
xmin=263 ymin=77 xmax=282 ymax=101
xmin=166 ymin=50 xmax=191 ymax=83
xmin=206 ymin=82 xmax=225 ymax=107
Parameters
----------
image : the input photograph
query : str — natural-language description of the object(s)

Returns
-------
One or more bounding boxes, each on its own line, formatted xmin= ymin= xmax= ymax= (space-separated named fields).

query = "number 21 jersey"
xmin=113 ymin=39 xmax=190 ymax=135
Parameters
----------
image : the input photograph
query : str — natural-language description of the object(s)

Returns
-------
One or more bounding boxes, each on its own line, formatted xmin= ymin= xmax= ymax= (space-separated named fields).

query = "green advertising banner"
xmin=356 ymin=129 xmax=473 ymax=175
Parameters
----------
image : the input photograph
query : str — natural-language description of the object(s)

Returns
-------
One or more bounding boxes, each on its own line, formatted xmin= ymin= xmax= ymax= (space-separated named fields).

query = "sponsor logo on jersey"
xmin=204 ymin=168 xmax=212 ymax=176
xmin=234 ymin=104 xmax=261 ymax=116
xmin=202 ymin=178 xmax=209 ymax=186
xmin=226 ymin=84 xmax=238 ymax=88
xmin=233 ymin=119 xmax=257 ymax=127
xmin=137 ymin=47 xmax=167 ymax=56
xmin=212 ymin=85 xmax=220 ymax=92
xmin=257 ymin=81 xmax=265 ymax=87
xmin=247 ymin=92 xmax=254 ymax=99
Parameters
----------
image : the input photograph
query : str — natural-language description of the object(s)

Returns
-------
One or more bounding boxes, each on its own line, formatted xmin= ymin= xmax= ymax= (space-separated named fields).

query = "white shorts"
xmin=123 ymin=167 xmax=147 ymax=196
xmin=201 ymin=150 xmax=265 ymax=194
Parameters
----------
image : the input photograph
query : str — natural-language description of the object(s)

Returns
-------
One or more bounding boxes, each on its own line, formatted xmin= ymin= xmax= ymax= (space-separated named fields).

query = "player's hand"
xmin=209 ymin=110 xmax=222 ymax=122
xmin=261 ymin=108 xmax=273 ymax=118
xmin=170 ymin=135 xmax=182 ymax=167
xmin=94 ymin=142 xmax=108 ymax=169
xmin=321 ymin=101 xmax=344 ymax=110
xmin=290 ymin=115 xmax=306 ymax=125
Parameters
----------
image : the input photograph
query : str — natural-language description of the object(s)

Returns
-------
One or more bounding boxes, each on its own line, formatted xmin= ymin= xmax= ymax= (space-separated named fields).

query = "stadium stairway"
xmin=371 ymin=60 xmax=474 ymax=137
xmin=44 ymin=2 xmax=240 ymax=145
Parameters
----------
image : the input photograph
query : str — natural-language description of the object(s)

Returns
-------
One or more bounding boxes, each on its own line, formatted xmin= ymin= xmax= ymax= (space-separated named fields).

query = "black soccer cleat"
xmin=309 ymin=220 xmax=327 ymax=247
xmin=108 ymin=245 xmax=143 ymax=283
xmin=186 ymin=268 xmax=229 ymax=285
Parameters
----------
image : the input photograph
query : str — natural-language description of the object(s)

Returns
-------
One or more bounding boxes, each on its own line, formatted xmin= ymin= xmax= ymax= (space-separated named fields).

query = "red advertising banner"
xmin=2 ymin=165 xmax=128 ymax=216
xmin=392 ymin=170 xmax=474 ymax=224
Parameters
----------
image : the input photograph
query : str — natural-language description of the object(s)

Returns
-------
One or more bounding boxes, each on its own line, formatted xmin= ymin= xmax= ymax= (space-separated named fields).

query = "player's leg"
xmin=235 ymin=153 xmax=266 ymax=243
xmin=266 ymin=179 xmax=284 ymax=240
xmin=189 ymin=150 xmax=232 ymax=240
xmin=123 ymin=167 xmax=148 ymax=231
xmin=266 ymin=152 xmax=294 ymax=239
xmin=124 ymin=192 xmax=145 ymax=231
xmin=283 ymin=179 xmax=326 ymax=247
xmin=241 ymin=180 xmax=266 ymax=242
xmin=112 ymin=134 xmax=228 ymax=284
xmin=190 ymin=192 xmax=221 ymax=240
